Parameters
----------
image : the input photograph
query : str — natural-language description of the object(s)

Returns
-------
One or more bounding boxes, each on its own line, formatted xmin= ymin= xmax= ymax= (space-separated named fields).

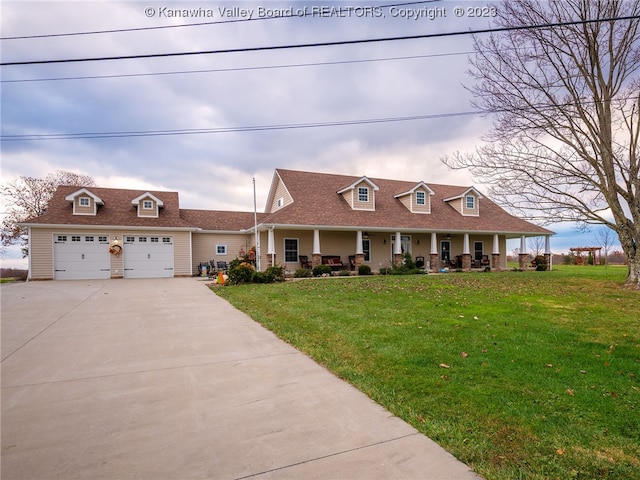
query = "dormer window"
xmin=358 ymin=187 xmax=369 ymax=203
xmin=131 ymin=192 xmax=164 ymax=218
xmin=337 ymin=176 xmax=378 ymax=211
xmin=416 ymin=191 xmax=426 ymax=205
xmin=65 ymin=188 xmax=104 ymax=216
xmin=466 ymin=195 xmax=475 ymax=209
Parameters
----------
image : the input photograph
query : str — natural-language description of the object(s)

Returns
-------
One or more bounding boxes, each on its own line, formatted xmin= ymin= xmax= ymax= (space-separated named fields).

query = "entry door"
xmin=441 ymin=241 xmax=451 ymax=262
xmin=123 ymin=235 xmax=174 ymax=278
xmin=54 ymin=234 xmax=111 ymax=280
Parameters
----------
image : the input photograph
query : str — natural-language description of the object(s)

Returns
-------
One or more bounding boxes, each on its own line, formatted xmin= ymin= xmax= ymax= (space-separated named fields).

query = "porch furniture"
xmin=481 ymin=255 xmax=490 ymax=267
xmin=415 ymin=256 xmax=425 ymax=268
xmin=299 ymin=255 xmax=312 ymax=269
xmin=349 ymin=255 xmax=356 ymax=271
xmin=216 ymin=261 xmax=228 ymax=274
xmin=321 ymin=255 xmax=344 ymax=271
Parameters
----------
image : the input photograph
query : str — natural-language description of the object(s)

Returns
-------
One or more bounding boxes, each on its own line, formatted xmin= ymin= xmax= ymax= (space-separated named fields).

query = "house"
xmin=21 ymin=168 xmax=554 ymax=280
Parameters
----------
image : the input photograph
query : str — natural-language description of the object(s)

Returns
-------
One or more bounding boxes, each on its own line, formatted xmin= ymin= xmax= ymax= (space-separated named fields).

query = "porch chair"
xmin=299 ymin=255 xmax=312 ymax=269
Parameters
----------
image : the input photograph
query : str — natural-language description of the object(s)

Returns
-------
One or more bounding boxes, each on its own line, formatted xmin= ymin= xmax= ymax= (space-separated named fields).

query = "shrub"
xmin=252 ymin=271 xmax=269 ymax=283
xmin=227 ymin=260 xmax=255 ymax=285
xmin=532 ymin=255 xmax=547 ymax=271
xmin=338 ymin=269 xmax=351 ymax=276
xmin=265 ymin=265 xmax=285 ymax=283
xmin=294 ymin=268 xmax=313 ymax=278
xmin=312 ymin=264 xmax=332 ymax=277
xmin=358 ymin=264 xmax=372 ymax=275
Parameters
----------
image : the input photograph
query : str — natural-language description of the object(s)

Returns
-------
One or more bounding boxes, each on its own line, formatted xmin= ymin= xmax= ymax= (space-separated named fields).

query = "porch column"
xmin=355 ymin=231 xmax=364 ymax=271
xmin=544 ymin=235 xmax=552 ymax=271
xmin=267 ymin=228 xmax=276 ymax=268
xmin=491 ymin=234 xmax=501 ymax=271
xmin=430 ymin=232 xmax=439 ymax=272
xmin=462 ymin=233 xmax=472 ymax=271
xmin=394 ymin=231 xmax=403 ymax=266
xmin=312 ymin=229 xmax=322 ymax=267
xmin=519 ymin=235 xmax=529 ymax=270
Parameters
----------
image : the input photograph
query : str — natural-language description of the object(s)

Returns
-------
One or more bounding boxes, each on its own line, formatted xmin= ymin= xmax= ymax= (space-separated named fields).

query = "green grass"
xmin=214 ymin=266 xmax=640 ymax=480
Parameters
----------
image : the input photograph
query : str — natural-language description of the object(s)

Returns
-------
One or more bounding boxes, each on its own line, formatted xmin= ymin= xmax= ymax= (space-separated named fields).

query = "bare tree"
xmin=528 ymin=236 xmax=546 ymax=257
xmin=443 ymin=0 xmax=640 ymax=288
xmin=1 ymin=171 xmax=96 ymax=255
xmin=595 ymin=226 xmax=618 ymax=266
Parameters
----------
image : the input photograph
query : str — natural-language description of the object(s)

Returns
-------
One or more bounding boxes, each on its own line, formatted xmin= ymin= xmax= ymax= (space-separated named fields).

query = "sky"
xmin=0 ymin=0 xmax=620 ymax=268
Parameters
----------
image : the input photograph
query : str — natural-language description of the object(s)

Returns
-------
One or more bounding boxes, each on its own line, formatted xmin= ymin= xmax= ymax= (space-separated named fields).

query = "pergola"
xmin=569 ymin=246 xmax=602 ymax=265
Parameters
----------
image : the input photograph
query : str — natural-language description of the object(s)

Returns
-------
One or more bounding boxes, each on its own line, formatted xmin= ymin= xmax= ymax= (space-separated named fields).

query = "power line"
xmin=0 ymin=1 xmax=439 ymax=40
xmin=2 ymin=15 xmax=637 ymax=67
xmin=1 ymin=51 xmax=472 ymax=84
xmin=0 ymin=111 xmax=481 ymax=141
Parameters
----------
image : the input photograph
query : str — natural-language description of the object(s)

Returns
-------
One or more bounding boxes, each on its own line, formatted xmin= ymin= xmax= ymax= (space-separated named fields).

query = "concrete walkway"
xmin=1 ymin=278 xmax=481 ymax=479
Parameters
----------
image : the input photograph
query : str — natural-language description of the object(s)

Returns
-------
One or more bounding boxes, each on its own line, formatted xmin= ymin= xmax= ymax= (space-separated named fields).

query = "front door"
xmin=441 ymin=240 xmax=451 ymax=263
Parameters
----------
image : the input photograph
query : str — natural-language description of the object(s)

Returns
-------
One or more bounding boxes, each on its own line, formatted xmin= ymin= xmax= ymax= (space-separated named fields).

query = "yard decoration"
xmin=109 ymin=244 xmax=122 ymax=256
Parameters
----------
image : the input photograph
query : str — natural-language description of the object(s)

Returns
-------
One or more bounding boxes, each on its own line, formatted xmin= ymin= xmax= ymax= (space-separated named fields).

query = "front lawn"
xmin=214 ymin=266 xmax=639 ymax=480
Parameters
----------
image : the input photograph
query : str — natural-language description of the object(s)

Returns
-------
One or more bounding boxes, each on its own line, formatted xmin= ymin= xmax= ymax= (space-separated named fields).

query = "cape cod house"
xmin=21 ymin=168 xmax=554 ymax=280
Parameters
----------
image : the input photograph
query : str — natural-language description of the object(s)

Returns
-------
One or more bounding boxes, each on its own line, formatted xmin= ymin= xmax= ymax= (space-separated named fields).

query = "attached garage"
xmin=54 ymin=234 xmax=111 ymax=280
xmin=123 ymin=235 xmax=174 ymax=278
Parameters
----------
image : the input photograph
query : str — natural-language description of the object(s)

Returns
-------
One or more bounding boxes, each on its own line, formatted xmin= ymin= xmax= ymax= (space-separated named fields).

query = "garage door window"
xmin=57 ymin=235 xmax=67 ymax=242
xmin=72 ymin=236 xmax=81 ymax=242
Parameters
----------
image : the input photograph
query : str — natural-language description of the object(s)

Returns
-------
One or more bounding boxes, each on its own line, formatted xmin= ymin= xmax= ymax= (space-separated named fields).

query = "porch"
xmin=257 ymin=228 xmax=552 ymax=274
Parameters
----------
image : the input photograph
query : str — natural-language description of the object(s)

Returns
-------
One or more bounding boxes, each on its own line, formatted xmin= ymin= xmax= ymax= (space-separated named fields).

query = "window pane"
xmin=416 ymin=191 xmax=425 ymax=205
xmin=358 ymin=187 xmax=368 ymax=202
xmin=284 ymin=239 xmax=298 ymax=262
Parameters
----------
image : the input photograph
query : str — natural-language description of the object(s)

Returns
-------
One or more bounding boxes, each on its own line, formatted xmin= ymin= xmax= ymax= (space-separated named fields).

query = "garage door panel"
xmin=54 ymin=235 xmax=110 ymax=280
xmin=123 ymin=236 xmax=174 ymax=279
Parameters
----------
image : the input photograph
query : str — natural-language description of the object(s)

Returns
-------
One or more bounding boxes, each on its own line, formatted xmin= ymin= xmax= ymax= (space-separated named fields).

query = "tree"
xmin=1 ymin=171 xmax=96 ymax=255
xmin=443 ymin=0 xmax=640 ymax=288
xmin=528 ymin=236 xmax=546 ymax=257
xmin=595 ymin=226 xmax=618 ymax=266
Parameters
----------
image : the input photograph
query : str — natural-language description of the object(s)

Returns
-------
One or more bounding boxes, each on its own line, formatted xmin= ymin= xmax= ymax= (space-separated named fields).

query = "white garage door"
xmin=54 ymin=234 xmax=111 ymax=280
xmin=123 ymin=235 xmax=174 ymax=279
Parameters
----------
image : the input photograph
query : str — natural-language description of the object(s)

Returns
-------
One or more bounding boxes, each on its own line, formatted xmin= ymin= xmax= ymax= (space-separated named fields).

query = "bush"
xmin=358 ymin=264 xmax=372 ymax=275
xmin=265 ymin=265 xmax=285 ymax=283
xmin=294 ymin=268 xmax=313 ymax=278
xmin=532 ymin=255 xmax=548 ymax=271
xmin=227 ymin=260 xmax=255 ymax=285
xmin=312 ymin=264 xmax=332 ymax=277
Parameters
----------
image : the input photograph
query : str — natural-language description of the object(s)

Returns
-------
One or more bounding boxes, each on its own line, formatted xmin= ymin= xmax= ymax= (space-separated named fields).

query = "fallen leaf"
xmin=439 ymin=363 xmax=450 ymax=369
xmin=566 ymin=389 xmax=575 ymax=396
xmin=557 ymin=449 xmax=564 ymax=455
xmin=545 ymin=364 xmax=553 ymax=368
xmin=460 ymin=352 xmax=469 ymax=358
xmin=418 ymin=415 xmax=426 ymax=423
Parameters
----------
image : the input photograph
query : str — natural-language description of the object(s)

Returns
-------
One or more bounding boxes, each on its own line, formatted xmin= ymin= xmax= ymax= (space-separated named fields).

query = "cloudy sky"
xmin=1 ymin=0 xmax=615 ymax=267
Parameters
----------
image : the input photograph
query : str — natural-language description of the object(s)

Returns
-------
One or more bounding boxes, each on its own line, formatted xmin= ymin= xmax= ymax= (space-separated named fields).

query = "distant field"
xmin=215 ymin=266 xmax=639 ymax=479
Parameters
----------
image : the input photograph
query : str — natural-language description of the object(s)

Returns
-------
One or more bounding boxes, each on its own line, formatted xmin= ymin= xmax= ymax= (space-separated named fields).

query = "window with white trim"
xmin=99 ymin=236 xmax=108 ymax=243
xmin=143 ymin=200 xmax=153 ymax=209
xmin=79 ymin=197 xmax=90 ymax=207
xmin=284 ymin=238 xmax=299 ymax=262
xmin=163 ymin=237 xmax=171 ymax=243
xmin=125 ymin=236 xmax=135 ymax=243
xmin=358 ymin=187 xmax=369 ymax=202
xmin=151 ymin=237 xmax=159 ymax=243
xmin=277 ymin=197 xmax=284 ymax=208
xmin=416 ymin=191 xmax=426 ymax=205
xmin=216 ymin=245 xmax=227 ymax=255
xmin=85 ymin=236 xmax=94 ymax=242
xmin=466 ymin=195 xmax=475 ymax=209
xmin=139 ymin=237 xmax=147 ymax=242
xmin=72 ymin=236 xmax=81 ymax=242
xmin=57 ymin=235 xmax=67 ymax=242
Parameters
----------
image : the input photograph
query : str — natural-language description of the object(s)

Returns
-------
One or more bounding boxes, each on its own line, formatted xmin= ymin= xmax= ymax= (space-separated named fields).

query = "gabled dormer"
xmin=444 ymin=187 xmax=483 ymax=216
xmin=394 ymin=182 xmax=435 ymax=214
xmin=131 ymin=192 xmax=164 ymax=218
xmin=337 ymin=176 xmax=379 ymax=211
xmin=265 ymin=170 xmax=294 ymax=213
xmin=65 ymin=188 xmax=104 ymax=216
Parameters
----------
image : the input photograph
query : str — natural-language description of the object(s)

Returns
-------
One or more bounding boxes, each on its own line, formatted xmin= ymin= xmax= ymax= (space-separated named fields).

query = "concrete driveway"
xmin=1 ymin=278 xmax=480 ymax=479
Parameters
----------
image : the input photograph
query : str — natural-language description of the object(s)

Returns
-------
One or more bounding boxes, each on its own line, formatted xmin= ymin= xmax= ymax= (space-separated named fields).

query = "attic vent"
xmin=277 ymin=197 xmax=284 ymax=208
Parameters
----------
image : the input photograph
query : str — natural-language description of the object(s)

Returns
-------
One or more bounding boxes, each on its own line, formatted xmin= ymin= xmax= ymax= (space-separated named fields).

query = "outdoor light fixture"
xmin=113 ymin=236 xmax=119 ymax=245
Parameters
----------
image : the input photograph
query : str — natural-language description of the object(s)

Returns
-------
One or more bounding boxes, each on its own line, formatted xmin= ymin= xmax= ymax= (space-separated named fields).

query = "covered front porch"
xmin=255 ymin=227 xmax=552 ymax=274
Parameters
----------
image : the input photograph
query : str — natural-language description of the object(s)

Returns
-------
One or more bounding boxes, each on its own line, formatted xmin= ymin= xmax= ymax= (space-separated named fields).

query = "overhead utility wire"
xmin=0 ymin=1 xmax=438 ymax=40
xmin=2 ymin=51 xmax=472 ymax=84
xmin=2 ymin=15 xmax=638 ymax=66
xmin=0 ymin=111 xmax=480 ymax=141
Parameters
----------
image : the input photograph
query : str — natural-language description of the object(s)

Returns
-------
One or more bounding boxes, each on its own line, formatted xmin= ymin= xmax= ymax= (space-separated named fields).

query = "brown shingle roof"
xmin=181 ymin=209 xmax=263 ymax=231
xmin=261 ymin=169 xmax=553 ymax=235
xmin=25 ymin=186 xmax=193 ymax=229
